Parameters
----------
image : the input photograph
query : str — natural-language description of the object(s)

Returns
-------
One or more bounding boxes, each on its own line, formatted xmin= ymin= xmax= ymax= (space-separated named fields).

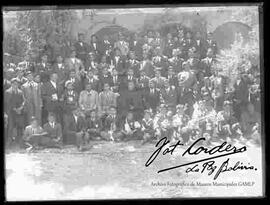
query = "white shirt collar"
xmin=50 ymin=80 xmax=57 ymax=88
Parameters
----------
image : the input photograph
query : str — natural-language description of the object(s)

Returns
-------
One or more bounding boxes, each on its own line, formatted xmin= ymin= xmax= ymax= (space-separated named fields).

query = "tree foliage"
xmin=214 ymin=26 xmax=260 ymax=88
xmin=9 ymin=10 xmax=77 ymax=62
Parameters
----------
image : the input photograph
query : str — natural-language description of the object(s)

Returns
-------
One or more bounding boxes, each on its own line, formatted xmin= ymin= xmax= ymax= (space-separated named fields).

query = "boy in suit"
xmin=42 ymin=112 xmax=63 ymax=147
xmin=86 ymin=110 xmax=103 ymax=140
xmin=141 ymin=109 xmax=155 ymax=145
xmin=63 ymin=107 xmax=89 ymax=150
xmin=122 ymin=111 xmax=142 ymax=141
xmin=100 ymin=106 xmax=124 ymax=141
xmin=23 ymin=116 xmax=48 ymax=151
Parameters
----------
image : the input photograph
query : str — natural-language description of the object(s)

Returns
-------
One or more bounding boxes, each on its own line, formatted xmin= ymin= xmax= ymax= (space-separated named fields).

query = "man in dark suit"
xmin=74 ymin=33 xmax=89 ymax=65
xmin=206 ymin=32 xmax=218 ymax=55
xmin=61 ymin=81 xmax=79 ymax=127
xmin=100 ymin=34 xmax=113 ymax=62
xmin=233 ymin=74 xmax=252 ymax=120
xmin=120 ymin=81 xmax=144 ymax=120
xmin=126 ymin=51 xmax=140 ymax=78
xmin=111 ymin=69 xmax=121 ymax=93
xmin=122 ymin=68 xmax=137 ymax=90
xmin=84 ymin=52 xmax=99 ymax=73
xmin=136 ymin=70 xmax=150 ymax=93
xmin=65 ymin=69 xmax=83 ymax=94
xmin=99 ymin=67 xmax=113 ymax=92
xmin=184 ymin=31 xmax=195 ymax=52
xmin=83 ymin=70 xmax=99 ymax=92
xmin=4 ymin=78 xmax=25 ymax=147
xmin=193 ymin=31 xmax=207 ymax=59
xmin=200 ymin=48 xmax=216 ymax=77
xmin=41 ymin=72 xmax=63 ymax=125
xmin=152 ymin=47 xmax=169 ymax=77
xmin=160 ymin=80 xmax=178 ymax=112
xmin=129 ymin=33 xmax=143 ymax=61
xmin=168 ymin=48 xmax=185 ymax=73
xmin=114 ymin=32 xmax=130 ymax=57
xmin=111 ymin=48 xmax=127 ymax=80
xmin=63 ymin=107 xmax=88 ymax=150
xmin=100 ymin=106 xmax=124 ymax=141
xmin=52 ymin=55 xmax=70 ymax=88
xmin=187 ymin=48 xmax=202 ymax=75
xmin=167 ymin=67 xmax=179 ymax=87
xmin=42 ymin=112 xmax=62 ymax=147
xmin=163 ymin=32 xmax=174 ymax=58
xmin=86 ymin=110 xmax=103 ymax=140
xmin=88 ymin=34 xmax=102 ymax=62
xmin=35 ymin=54 xmax=52 ymax=83
xmin=143 ymin=79 xmax=160 ymax=114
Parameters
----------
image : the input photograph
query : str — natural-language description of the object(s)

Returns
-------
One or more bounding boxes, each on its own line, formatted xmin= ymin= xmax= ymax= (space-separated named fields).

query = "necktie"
xmin=30 ymin=82 xmax=34 ymax=89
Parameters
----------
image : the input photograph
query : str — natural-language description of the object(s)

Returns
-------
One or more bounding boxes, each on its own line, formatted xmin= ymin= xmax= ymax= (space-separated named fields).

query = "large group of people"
xmin=4 ymin=26 xmax=261 ymax=151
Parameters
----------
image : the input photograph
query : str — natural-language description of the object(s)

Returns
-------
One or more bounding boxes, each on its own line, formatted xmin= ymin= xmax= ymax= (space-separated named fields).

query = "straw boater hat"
xmin=223 ymin=100 xmax=233 ymax=107
xmin=65 ymin=80 xmax=74 ymax=88
xmin=10 ymin=78 xmax=20 ymax=84
xmin=178 ymin=71 xmax=190 ymax=86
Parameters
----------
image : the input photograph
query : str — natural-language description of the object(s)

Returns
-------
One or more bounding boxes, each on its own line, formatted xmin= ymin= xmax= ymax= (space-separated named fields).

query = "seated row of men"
xmin=21 ymin=97 xmax=261 ymax=152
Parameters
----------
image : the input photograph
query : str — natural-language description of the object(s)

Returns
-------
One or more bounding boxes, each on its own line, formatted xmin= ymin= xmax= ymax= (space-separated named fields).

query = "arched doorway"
xmin=213 ymin=21 xmax=252 ymax=50
xmin=94 ymin=24 xmax=132 ymax=42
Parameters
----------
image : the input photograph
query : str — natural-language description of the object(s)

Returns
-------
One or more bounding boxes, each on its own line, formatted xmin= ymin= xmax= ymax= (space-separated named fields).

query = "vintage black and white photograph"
xmin=3 ymin=5 xmax=264 ymax=200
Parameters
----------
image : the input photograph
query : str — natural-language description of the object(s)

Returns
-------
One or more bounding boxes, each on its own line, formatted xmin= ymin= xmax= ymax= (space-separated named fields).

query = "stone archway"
xmin=212 ymin=21 xmax=252 ymax=50
xmin=94 ymin=24 xmax=131 ymax=41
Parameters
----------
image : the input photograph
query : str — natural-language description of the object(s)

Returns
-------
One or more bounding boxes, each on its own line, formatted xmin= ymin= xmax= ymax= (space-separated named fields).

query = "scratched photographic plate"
xmin=3 ymin=4 xmax=264 ymax=201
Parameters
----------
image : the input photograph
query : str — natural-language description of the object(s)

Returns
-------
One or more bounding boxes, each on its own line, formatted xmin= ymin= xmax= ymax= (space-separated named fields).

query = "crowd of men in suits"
xmin=4 ymin=28 xmax=261 ymax=151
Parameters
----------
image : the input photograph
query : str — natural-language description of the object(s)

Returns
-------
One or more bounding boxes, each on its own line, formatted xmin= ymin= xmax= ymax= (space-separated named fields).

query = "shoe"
xmin=26 ymin=146 xmax=33 ymax=152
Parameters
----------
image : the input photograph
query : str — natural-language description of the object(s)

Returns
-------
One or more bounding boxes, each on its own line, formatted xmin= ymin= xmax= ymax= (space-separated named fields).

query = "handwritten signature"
xmin=145 ymin=137 xmax=257 ymax=180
